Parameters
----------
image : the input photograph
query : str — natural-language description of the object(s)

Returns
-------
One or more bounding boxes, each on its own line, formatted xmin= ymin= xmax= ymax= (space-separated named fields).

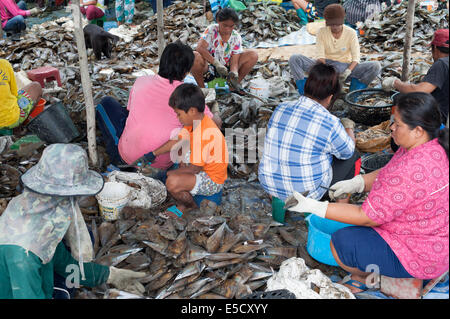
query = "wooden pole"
xmin=157 ymin=0 xmax=165 ymax=59
xmin=401 ymin=0 xmax=416 ymax=82
xmin=0 ymin=22 xmax=3 ymax=39
xmin=69 ymin=1 xmax=98 ymax=166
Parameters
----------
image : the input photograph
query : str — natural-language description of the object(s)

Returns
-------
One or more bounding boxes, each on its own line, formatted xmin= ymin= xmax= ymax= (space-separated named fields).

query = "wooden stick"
xmin=70 ymin=1 xmax=98 ymax=166
xmin=401 ymin=0 xmax=416 ymax=82
xmin=157 ymin=0 xmax=165 ymax=59
xmin=0 ymin=21 xmax=3 ymax=39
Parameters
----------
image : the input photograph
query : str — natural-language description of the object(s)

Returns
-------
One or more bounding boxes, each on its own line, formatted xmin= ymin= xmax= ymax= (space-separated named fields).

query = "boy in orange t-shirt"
xmin=144 ymin=83 xmax=228 ymax=218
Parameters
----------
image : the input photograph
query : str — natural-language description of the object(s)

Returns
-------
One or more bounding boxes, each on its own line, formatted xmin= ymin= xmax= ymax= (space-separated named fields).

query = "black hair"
xmin=395 ymin=92 xmax=449 ymax=159
xmin=168 ymin=83 xmax=205 ymax=113
xmin=433 ymin=44 xmax=449 ymax=54
xmin=216 ymin=7 xmax=239 ymax=23
xmin=304 ymin=63 xmax=341 ymax=101
xmin=158 ymin=41 xmax=195 ymax=84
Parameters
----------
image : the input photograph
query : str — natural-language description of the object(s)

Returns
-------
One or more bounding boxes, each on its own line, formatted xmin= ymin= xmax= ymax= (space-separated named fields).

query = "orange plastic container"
xmin=24 ymin=98 xmax=46 ymax=126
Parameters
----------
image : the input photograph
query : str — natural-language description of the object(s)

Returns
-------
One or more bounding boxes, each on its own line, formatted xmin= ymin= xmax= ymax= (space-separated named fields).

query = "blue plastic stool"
xmin=295 ymin=78 xmax=307 ymax=95
xmin=349 ymin=78 xmax=367 ymax=92
xmin=193 ymin=190 xmax=223 ymax=207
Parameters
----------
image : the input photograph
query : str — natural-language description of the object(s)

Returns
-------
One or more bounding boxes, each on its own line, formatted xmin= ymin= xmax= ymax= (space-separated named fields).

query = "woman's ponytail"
xmin=438 ymin=126 xmax=449 ymax=159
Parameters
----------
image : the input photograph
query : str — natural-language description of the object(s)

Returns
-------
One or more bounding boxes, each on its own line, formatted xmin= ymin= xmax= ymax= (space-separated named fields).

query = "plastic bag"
xmin=356 ymin=120 xmax=392 ymax=153
xmin=107 ymin=171 xmax=167 ymax=209
xmin=265 ymin=257 xmax=355 ymax=299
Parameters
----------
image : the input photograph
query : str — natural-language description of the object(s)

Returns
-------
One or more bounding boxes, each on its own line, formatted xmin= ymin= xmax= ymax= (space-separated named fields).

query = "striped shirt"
xmin=258 ymin=96 xmax=355 ymax=201
xmin=343 ymin=0 xmax=382 ymax=26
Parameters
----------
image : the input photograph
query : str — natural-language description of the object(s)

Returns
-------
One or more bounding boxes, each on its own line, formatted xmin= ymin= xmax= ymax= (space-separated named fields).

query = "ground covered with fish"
xmin=0 ymin=0 xmax=448 ymax=299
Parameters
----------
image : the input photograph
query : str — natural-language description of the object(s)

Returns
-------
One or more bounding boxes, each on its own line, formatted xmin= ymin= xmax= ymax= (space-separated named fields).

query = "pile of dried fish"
xmin=239 ymin=1 xmax=301 ymax=46
xmin=359 ymin=1 xmax=449 ymax=53
xmin=0 ymin=136 xmax=45 ymax=199
xmin=76 ymin=179 xmax=344 ymax=299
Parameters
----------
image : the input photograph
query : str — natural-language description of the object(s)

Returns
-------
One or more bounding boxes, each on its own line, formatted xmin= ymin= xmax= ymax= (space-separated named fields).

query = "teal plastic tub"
xmin=305 ymin=214 xmax=352 ymax=266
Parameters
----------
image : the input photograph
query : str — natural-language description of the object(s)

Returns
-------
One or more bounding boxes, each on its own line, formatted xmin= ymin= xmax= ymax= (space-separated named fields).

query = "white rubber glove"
xmin=29 ymin=7 xmax=40 ymax=16
xmin=329 ymin=174 xmax=365 ymax=200
xmin=382 ymin=77 xmax=399 ymax=91
xmin=285 ymin=191 xmax=329 ymax=218
xmin=228 ymin=71 xmax=240 ymax=88
xmin=212 ymin=59 xmax=229 ymax=78
xmin=107 ymin=266 xmax=147 ymax=295
xmin=340 ymin=117 xmax=355 ymax=130
xmin=339 ymin=68 xmax=352 ymax=84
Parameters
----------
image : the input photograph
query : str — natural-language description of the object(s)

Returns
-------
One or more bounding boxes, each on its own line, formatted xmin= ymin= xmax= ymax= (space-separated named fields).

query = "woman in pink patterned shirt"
xmin=286 ymin=92 xmax=449 ymax=294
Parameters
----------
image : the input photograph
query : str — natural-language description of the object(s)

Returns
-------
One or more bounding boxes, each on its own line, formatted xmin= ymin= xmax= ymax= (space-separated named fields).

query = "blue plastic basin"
xmin=306 ymin=214 xmax=352 ymax=266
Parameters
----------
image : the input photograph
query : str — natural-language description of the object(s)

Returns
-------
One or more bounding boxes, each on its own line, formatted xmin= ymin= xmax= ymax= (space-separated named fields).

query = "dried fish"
xmin=167 ymin=230 xmax=187 ymax=258
xmin=174 ymin=262 xmax=205 ymax=282
xmin=206 ymin=222 xmax=227 ymax=253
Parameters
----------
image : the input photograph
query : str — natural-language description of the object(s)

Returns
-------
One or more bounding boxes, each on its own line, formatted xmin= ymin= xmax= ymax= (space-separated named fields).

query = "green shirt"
xmin=0 ymin=242 xmax=110 ymax=299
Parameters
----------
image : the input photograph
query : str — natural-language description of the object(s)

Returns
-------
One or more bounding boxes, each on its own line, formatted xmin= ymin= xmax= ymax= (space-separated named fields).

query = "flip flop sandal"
xmin=159 ymin=205 xmax=184 ymax=219
xmin=340 ymin=274 xmax=369 ymax=292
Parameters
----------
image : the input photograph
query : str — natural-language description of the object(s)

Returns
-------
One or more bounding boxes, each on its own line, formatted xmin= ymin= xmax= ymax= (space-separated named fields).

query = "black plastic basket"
xmin=361 ymin=152 xmax=394 ymax=173
xmin=241 ymin=289 xmax=296 ymax=299
xmin=27 ymin=102 xmax=80 ymax=144
xmin=345 ymin=89 xmax=396 ymax=126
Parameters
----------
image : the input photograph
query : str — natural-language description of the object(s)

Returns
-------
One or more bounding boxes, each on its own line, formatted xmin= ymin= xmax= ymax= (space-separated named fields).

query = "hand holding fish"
xmin=212 ymin=59 xmax=229 ymax=78
xmin=382 ymin=77 xmax=399 ymax=91
xmin=340 ymin=117 xmax=355 ymax=130
xmin=339 ymin=69 xmax=352 ymax=85
xmin=107 ymin=266 xmax=147 ymax=295
xmin=131 ymin=151 xmax=156 ymax=168
xmin=284 ymin=191 xmax=328 ymax=218
xmin=227 ymin=71 xmax=241 ymax=90
xmin=29 ymin=7 xmax=40 ymax=16
xmin=329 ymin=175 xmax=365 ymax=200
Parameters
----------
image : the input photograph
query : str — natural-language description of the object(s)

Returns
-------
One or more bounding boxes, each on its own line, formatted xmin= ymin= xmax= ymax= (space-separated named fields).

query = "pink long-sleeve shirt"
xmin=362 ymin=139 xmax=449 ymax=279
xmin=0 ymin=0 xmax=30 ymax=28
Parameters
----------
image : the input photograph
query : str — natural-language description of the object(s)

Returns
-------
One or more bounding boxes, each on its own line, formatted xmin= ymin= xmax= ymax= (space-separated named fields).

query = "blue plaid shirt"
xmin=258 ymin=96 xmax=355 ymax=201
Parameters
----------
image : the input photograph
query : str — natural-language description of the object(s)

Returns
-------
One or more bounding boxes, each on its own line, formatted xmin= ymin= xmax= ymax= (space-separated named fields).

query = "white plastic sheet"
xmin=266 ymin=257 xmax=355 ymax=299
xmin=107 ymin=171 xmax=167 ymax=209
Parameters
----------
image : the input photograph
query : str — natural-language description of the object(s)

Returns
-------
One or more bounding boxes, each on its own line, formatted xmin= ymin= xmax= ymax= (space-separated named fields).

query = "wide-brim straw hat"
xmin=21 ymin=143 xmax=104 ymax=196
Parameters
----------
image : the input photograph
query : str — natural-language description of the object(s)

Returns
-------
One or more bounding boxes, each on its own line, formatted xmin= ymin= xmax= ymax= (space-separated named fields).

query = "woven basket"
xmin=345 ymin=89 xmax=396 ymax=126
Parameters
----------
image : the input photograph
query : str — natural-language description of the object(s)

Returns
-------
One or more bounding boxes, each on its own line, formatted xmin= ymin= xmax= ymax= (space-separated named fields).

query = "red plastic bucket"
xmin=24 ymin=98 xmax=46 ymax=126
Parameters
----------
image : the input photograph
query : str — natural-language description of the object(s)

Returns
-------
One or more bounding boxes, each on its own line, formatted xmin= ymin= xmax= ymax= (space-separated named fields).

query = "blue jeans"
xmin=3 ymin=1 xmax=27 ymax=34
xmin=96 ymin=96 xmax=129 ymax=166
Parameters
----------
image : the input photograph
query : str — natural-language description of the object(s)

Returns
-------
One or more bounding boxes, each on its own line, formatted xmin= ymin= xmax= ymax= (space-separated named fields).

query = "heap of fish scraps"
xmin=239 ymin=1 xmax=301 ymax=47
xmin=0 ymin=136 xmax=45 ymax=200
xmin=76 ymin=179 xmax=346 ymax=299
xmin=358 ymin=1 xmax=449 ymax=54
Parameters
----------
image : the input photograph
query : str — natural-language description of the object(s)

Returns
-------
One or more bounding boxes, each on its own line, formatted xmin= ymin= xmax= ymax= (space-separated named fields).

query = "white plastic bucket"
xmin=249 ymin=78 xmax=270 ymax=99
xmin=95 ymin=181 xmax=131 ymax=221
